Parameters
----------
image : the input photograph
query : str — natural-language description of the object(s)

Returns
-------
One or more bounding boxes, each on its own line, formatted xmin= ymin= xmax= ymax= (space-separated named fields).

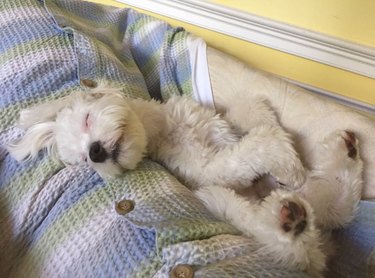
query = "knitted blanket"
xmin=0 ymin=0 xmax=310 ymax=277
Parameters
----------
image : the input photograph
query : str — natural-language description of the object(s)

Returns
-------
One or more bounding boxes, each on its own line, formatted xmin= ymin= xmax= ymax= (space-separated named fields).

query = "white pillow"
xmin=207 ymin=47 xmax=375 ymax=199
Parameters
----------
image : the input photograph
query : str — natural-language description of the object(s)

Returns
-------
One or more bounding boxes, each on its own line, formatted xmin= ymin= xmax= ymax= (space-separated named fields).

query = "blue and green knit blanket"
xmin=0 ymin=0 xmax=310 ymax=277
xmin=1 ymin=0 xmax=374 ymax=277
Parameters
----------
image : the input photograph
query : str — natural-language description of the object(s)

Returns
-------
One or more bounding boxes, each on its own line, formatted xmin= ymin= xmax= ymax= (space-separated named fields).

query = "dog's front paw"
xmin=270 ymin=159 xmax=306 ymax=190
xmin=243 ymin=124 xmax=306 ymax=189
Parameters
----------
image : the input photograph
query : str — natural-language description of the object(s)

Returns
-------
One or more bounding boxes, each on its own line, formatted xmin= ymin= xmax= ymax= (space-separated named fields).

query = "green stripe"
xmin=180 ymin=78 xmax=193 ymax=97
xmin=21 ymin=184 xmax=116 ymax=268
xmin=119 ymin=82 xmax=151 ymax=99
xmin=128 ymin=16 xmax=154 ymax=36
xmin=139 ymin=50 xmax=160 ymax=76
xmin=161 ymin=81 xmax=192 ymax=99
xmin=0 ymin=157 xmax=63 ymax=205
xmin=0 ymin=0 xmax=37 ymax=12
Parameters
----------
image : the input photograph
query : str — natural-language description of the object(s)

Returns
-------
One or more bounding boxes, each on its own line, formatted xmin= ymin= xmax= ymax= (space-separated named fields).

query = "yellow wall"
xmin=212 ymin=0 xmax=375 ymax=48
xmin=88 ymin=0 xmax=375 ymax=106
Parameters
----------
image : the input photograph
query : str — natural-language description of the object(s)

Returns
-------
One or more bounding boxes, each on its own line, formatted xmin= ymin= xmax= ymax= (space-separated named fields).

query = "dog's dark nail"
xmin=282 ymin=223 xmax=292 ymax=232
xmin=343 ymin=131 xmax=357 ymax=159
xmin=347 ymin=147 xmax=357 ymax=159
xmin=294 ymin=220 xmax=307 ymax=236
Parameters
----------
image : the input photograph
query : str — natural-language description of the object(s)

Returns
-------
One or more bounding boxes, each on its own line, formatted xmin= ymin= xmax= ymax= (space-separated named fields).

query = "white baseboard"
xmin=118 ymin=0 xmax=375 ymax=79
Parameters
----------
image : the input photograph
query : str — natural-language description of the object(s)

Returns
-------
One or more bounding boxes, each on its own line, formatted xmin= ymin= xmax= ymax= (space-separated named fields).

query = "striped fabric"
xmin=0 ymin=0 xmax=309 ymax=277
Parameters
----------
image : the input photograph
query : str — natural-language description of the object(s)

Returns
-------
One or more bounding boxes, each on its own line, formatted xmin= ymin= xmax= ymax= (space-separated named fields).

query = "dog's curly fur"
xmin=7 ymin=81 xmax=363 ymax=276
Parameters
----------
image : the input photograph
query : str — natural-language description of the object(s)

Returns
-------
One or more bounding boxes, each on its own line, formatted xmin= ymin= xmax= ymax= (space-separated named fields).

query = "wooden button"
xmin=170 ymin=264 xmax=194 ymax=278
xmin=80 ymin=79 xmax=97 ymax=88
xmin=115 ymin=200 xmax=134 ymax=215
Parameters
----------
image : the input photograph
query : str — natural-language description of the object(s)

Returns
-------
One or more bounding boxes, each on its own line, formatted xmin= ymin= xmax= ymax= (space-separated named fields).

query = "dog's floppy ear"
xmin=18 ymin=94 xmax=74 ymax=129
xmin=6 ymin=95 xmax=72 ymax=161
xmin=7 ymin=121 xmax=57 ymax=162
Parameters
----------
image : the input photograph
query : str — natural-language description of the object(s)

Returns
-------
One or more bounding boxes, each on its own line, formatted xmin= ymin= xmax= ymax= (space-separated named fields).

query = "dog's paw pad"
xmin=342 ymin=130 xmax=358 ymax=159
xmin=280 ymin=200 xmax=307 ymax=236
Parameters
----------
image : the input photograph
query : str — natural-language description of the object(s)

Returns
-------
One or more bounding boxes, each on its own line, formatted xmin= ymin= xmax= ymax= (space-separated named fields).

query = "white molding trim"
xmin=286 ymin=78 xmax=375 ymax=115
xmin=118 ymin=0 xmax=375 ymax=79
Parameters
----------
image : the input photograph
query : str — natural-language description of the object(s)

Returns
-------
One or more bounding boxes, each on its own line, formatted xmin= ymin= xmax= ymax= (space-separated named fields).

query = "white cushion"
xmin=207 ymin=47 xmax=375 ymax=199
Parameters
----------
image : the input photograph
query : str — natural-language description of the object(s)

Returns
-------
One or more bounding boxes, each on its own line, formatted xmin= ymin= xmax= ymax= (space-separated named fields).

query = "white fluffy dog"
xmin=7 ymin=81 xmax=363 ymax=276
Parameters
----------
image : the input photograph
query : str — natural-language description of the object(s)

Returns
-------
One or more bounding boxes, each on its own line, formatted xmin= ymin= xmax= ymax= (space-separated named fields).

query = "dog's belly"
xmin=149 ymin=96 xmax=241 ymax=189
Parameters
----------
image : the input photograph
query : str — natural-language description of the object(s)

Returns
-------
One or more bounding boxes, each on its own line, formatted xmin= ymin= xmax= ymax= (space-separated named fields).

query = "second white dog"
xmin=8 ymin=82 xmax=363 ymax=276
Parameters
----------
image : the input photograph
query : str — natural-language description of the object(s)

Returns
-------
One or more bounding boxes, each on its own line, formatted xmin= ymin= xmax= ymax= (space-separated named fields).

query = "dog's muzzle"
xmin=89 ymin=141 xmax=107 ymax=163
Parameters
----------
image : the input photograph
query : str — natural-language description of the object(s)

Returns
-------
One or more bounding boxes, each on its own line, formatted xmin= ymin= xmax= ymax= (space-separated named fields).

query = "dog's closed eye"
xmin=83 ymin=113 xmax=91 ymax=132
xmin=111 ymin=136 xmax=123 ymax=162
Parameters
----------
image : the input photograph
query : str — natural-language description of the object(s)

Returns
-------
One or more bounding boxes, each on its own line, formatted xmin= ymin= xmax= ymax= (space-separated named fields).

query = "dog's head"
xmin=7 ymin=84 xmax=147 ymax=177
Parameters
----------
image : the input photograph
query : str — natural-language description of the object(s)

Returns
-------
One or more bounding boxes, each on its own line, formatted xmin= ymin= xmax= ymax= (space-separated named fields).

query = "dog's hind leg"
xmin=299 ymin=130 xmax=364 ymax=230
xmin=195 ymin=186 xmax=325 ymax=275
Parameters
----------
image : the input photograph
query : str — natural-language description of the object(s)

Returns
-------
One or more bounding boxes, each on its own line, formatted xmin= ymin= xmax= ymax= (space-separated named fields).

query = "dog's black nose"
xmin=89 ymin=141 xmax=107 ymax=163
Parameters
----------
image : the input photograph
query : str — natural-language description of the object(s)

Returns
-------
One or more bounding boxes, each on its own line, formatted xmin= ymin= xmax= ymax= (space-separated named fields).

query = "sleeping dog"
xmin=7 ymin=81 xmax=363 ymax=276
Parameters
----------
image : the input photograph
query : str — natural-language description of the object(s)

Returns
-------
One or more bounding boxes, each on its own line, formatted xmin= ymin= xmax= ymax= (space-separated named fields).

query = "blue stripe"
xmin=0 ymin=18 xmax=59 ymax=54
xmin=0 ymin=153 xmax=42 ymax=190
xmin=0 ymin=63 xmax=77 ymax=109
xmin=31 ymin=168 xmax=104 ymax=242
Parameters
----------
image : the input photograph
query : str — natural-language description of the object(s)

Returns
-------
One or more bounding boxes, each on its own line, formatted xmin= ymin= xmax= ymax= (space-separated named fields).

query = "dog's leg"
xmin=222 ymin=96 xmax=281 ymax=132
xmin=195 ymin=186 xmax=325 ymax=275
xmin=200 ymin=123 xmax=306 ymax=189
xmin=214 ymin=97 xmax=305 ymax=189
xmin=155 ymin=96 xmax=305 ymax=190
xmin=299 ymin=130 xmax=363 ymax=230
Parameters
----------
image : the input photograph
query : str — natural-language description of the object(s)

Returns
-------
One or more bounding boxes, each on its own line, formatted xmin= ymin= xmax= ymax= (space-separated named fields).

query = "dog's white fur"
xmin=7 ymin=81 xmax=363 ymax=276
